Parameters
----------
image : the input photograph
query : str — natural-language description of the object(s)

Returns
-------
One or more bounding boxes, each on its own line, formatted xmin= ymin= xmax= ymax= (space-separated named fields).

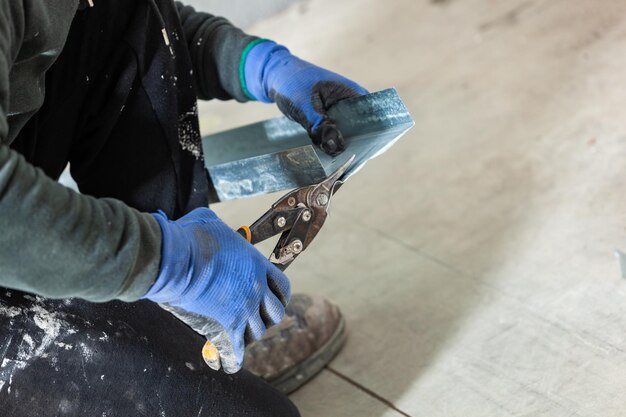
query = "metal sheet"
xmin=202 ymin=88 xmax=414 ymax=203
xmin=207 ymin=146 xmax=327 ymax=202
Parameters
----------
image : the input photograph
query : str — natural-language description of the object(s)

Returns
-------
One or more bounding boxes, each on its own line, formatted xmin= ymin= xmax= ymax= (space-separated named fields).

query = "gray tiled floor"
xmin=199 ymin=0 xmax=626 ymax=415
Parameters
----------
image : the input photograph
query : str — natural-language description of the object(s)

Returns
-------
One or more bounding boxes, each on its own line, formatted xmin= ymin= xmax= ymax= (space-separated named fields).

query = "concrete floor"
xmin=184 ymin=0 xmax=301 ymax=28
xmin=197 ymin=0 xmax=626 ymax=415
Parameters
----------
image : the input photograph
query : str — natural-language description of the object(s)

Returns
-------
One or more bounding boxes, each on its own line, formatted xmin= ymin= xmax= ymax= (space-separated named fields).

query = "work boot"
xmin=244 ymin=293 xmax=346 ymax=394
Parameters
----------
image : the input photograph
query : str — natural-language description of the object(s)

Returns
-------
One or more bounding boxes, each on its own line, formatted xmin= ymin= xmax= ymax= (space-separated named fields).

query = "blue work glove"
xmin=143 ymin=208 xmax=290 ymax=374
xmin=243 ymin=40 xmax=368 ymax=156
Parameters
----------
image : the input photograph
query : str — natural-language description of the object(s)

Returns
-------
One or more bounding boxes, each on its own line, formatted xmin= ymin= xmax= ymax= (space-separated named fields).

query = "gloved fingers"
xmin=261 ymin=291 xmax=286 ymax=327
xmin=244 ymin=311 xmax=267 ymax=345
xmin=271 ymin=90 xmax=345 ymax=156
xmin=308 ymin=80 xmax=369 ymax=155
xmin=210 ymin=327 xmax=246 ymax=374
xmin=266 ymin=263 xmax=291 ymax=307
xmin=311 ymin=79 xmax=368 ymax=114
xmin=158 ymin=303 xmax=231 ymax=372
xmin=271 ymin=89 xmax=310 ymax=128
xmin=310 ymin=120 xmax=345 ymax=156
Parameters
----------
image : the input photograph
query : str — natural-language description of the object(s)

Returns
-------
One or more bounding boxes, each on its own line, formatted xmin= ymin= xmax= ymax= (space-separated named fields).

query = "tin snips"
xmin=201 ymin=155 xmax=354 ymax=367
xmin=236 ymin=154 xmax=355 ymax=271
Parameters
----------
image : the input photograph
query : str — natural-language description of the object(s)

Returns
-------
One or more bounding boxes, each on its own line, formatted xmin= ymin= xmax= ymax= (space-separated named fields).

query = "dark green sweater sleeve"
xmin=175 ymin=2 xmax=258 ymax=102
xmin=0 ymin=2 xmax=162 ymax=302
xmin=0 ymin=146 xmax=162 ymax=302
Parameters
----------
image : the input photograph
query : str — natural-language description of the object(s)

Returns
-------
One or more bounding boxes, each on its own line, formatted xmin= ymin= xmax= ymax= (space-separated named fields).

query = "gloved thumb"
xmin=311 ymin=120 xmax=345 ymax=156
xmin=158 ymin=304 xmax=246 ymax=373
xmin=207 ymin=328 xmax=245 ymax=374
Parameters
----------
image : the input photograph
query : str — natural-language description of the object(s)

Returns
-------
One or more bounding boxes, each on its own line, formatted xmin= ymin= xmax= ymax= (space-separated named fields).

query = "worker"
xmin=0 ymin=1 xmax=367 ymax=416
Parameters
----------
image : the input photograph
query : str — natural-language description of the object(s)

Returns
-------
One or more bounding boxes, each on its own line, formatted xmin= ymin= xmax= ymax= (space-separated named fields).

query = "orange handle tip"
xmin=238 ymin=225 xmax=252 ymax=243
xmin=202 ymin=340 xmax=219 ymax=363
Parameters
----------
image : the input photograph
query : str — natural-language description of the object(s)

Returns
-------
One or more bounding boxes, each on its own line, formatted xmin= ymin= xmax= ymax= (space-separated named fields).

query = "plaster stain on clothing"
xmin=0 ymin=359 xmax=26 ymax=393
xmin=0 ymin=297 xmax=79 ymax=391
xmin=31 ymin=304 xmax=63 ymax=356
xmin=54 ymin=342 xmax=73 ymax=350
xmin=178 ymin=104 xmax=203 ymax=160
xmin=40 ymin=49 xmax=60 ymax=57
xmin=78 ymin=342 xmax=94 ymax=362
xmin=0 ymin=306 xmax=21 ymax=318
xmin=21 ymin=334 xmax=34 ymax=349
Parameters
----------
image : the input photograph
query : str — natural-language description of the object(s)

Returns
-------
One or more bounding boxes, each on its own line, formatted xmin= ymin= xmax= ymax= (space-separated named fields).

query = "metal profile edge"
xmin=202 ymin=88 xmax=414 ymax=203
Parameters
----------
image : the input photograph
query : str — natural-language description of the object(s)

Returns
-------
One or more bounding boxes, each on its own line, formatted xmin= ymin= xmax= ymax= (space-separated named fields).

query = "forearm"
xmin=175 ymin=2 xmax=258 ymax=101
xmin=0 ymin=144 xmax=161 ymax=302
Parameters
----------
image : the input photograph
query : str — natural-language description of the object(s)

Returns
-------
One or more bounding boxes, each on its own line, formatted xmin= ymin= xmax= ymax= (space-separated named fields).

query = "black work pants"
xmin=1 ymin=1 xmax=300 ymax=416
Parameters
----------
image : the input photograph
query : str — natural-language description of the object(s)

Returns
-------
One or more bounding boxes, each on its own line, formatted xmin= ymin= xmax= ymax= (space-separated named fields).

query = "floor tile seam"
xmin=333 ymin=206 xmax=470 ymax=276
xmin=332 ymin=209 xmax=626 ymax=355
xmin=325 ymin=366 xmax=415 ymax=417
xmin=384 ymin=233 xmax=626 ymax=356
xmin=332 ymin=206 xmax=431 ymax=252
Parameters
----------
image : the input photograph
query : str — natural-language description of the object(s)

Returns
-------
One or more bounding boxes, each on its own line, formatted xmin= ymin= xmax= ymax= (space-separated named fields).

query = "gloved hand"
xmin=143 ymin=208 xmax=290 ymax=374
xmin=243 ymin=40 xmax=368 ymax=156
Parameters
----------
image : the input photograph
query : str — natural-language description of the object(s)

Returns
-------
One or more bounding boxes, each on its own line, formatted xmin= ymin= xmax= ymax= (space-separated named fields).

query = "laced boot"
xmin=244 ymin=294 xmax=346 ymax=394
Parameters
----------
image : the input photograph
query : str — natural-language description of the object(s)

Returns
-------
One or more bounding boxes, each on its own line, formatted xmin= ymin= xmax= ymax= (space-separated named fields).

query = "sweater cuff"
xmin=241 ymin=40 xmax=289 ymax=103
xmin=239 ymin=38 xmax=271 ymax=101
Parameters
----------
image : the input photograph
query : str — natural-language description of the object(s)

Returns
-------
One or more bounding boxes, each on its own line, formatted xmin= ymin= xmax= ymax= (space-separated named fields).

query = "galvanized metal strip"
xmin=202 ymin=88 xmax=414 ymax=203
xmin=207 ymin=146 xmax=327 ymax=202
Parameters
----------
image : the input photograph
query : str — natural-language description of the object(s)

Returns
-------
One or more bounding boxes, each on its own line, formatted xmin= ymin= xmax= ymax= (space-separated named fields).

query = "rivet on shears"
xmin=276 ymin=217 xmax=287 ymax=228
xmin=291 ymin=240 xmax=304 ymax=254
xmin=316 ymin=193 xmax=329 ymax=207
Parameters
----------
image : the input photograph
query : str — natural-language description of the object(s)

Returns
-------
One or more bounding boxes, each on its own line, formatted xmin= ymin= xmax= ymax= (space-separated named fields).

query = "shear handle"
xmin=237 ymin=207 xmax=303 ymax=245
